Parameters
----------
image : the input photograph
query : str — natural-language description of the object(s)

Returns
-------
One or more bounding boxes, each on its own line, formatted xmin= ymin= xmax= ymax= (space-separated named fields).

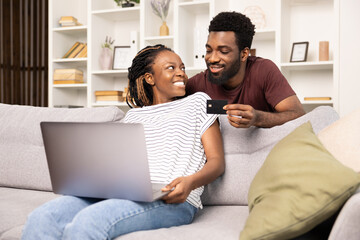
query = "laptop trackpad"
xmin=152 ymin=183 xmax=170 ymax=201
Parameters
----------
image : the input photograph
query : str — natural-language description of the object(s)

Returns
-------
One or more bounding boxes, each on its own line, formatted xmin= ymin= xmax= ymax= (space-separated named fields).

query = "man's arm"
xmin=224 ymin=95 xmax=305 ymax=128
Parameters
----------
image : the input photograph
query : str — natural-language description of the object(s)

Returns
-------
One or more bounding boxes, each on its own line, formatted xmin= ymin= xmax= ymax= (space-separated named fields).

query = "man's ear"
xmin=144 ymin=73 xmax=155 ymax=86
xmin=241 ymin=47 xmax=250 ymax=62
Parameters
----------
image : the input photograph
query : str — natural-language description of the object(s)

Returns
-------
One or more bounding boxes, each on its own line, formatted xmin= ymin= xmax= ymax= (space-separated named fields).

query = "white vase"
xmin=99 ymin=47 xmax=113 ymax=70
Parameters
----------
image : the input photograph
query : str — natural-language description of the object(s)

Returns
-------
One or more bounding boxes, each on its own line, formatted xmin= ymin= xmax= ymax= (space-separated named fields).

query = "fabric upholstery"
xmin=240 ymin=122 xmax=360 ymax=240
xmin=201 ymin=106 xmax=340 ymax=206
xmin=329 ymin=190 xmax=360 ymax=240
xmin=0 ymin=104 xmax=124 ymax=191
xmin=0 ymin=187 xmax=59 ymax=239
xmin=318 ymin=107 xmax=360 ymax=172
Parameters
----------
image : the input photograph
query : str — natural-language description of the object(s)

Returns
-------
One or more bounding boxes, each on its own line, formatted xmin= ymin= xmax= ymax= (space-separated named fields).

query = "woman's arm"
xmin=162 ymin=120 xmax=225 ymax=204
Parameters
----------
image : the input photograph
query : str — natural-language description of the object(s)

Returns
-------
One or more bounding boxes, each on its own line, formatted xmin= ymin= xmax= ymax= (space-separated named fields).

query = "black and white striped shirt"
xmin=123 ymin=92 xmax=218 ymax=208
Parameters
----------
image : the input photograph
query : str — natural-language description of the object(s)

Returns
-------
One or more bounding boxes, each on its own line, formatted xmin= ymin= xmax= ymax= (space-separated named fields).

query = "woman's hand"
xmin=161 ymin=176 xmax=194 ymax=204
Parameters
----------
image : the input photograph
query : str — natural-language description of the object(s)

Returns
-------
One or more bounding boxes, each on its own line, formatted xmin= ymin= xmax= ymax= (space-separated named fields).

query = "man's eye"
xmin=221 ymin=51 xmax=229 ymax=54
xmin=167 ymin=66 xmax=174 ymax=70
xmin=181 ymin=67 xmax=186 ymax=71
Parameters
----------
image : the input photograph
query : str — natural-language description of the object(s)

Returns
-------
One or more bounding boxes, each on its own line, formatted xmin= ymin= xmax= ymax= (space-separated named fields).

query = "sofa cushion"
xmin=201 ymin=106 xmax=340 ymax=206
xmin=0 ymin=187 xmax=59 ymax=239
xmin=0 ymin=104 xmax=124 ymax=191
xmin=117 ymin=205 xmax=248 ymax=240
xmin=240 ymin=122 xmax=360 ymax=240
xmin=318 ymin=107 xmax=360 ymax=172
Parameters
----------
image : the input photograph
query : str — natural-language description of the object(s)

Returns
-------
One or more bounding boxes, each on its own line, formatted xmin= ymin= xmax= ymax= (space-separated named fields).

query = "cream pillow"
xmin=318 ymin=108 xmax=360 ymax=172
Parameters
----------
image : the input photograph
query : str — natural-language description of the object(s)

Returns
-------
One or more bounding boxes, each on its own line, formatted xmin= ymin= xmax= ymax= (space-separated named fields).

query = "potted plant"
xmin=151 ymin=0 xmax=171 ymax=36
xmin=114 ymin=0 xmax=140 ymax=8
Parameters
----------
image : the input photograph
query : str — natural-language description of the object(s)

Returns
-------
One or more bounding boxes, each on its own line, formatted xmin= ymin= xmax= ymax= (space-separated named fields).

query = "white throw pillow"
xmin=317 ymin=108 xmax=360 ymax=172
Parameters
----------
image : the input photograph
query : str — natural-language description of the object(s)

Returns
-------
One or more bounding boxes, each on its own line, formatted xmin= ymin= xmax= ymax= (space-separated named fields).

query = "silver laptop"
xmin=40 ymin=122 xmax=169 ymax=202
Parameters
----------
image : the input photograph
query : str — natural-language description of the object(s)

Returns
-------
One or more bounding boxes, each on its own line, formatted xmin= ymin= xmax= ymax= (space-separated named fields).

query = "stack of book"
xmin=95 ymin=91 xmax=124 ymax=103
xmin=59 ymin=16 xmax=81 ymax=27
xmin=62 ymin=42 xmax=87 ymax=58
xmin=53 ymin=69 xmax=84 ymax=84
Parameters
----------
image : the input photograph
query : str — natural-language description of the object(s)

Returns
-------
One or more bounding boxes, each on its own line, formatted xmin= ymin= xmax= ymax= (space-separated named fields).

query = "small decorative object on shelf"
xmin=100 ymin=36 xmax=115 ymax=70
xmin=304 ymin=97 xmax=332 ymax=101
xmin=58 ymin=16 xmax=82 ymax=27
xmin=319 ymin=41 xmax=329 ymax=61
xmin=113 ymin=46 xmax=132 ymax=70
xmin=290 ymin=42 xmax=309 ymax=62
xmin=53 ymin=68 xmax=84 ymax=84
xmin=243 ymin=6 xmax=266 ymax=29
xmin=113 ymin=0 xmax=140 ymax=8
xmin=151 ymin=0 xmax=171 ymax=36
xmin=95 ymin=90 xmax=125 ymax=102
xmin=250 ymin=49 xmax=256 ymax=56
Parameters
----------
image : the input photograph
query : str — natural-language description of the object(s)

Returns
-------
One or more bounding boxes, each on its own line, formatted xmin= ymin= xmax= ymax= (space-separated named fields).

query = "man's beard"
xmin=207 ymin=56 xmax=241 ymax=85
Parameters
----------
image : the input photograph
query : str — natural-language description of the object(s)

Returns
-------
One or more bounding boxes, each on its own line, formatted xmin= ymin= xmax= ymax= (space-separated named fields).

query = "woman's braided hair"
xmin=126 ymin=44 xmax=173 ymax=108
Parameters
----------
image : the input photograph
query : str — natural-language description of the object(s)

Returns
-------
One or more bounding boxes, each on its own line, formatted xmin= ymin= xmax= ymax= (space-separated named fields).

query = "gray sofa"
xmin=0 ymin=103 xmax=359 ymax=240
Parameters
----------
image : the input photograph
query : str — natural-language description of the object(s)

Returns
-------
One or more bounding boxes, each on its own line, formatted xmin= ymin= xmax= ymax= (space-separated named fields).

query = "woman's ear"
xmin=144 ymin=73 xmax=155 ymax=86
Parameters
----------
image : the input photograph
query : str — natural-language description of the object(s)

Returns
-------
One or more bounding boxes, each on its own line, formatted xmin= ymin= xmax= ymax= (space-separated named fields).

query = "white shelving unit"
xmin=49 ymin=0 xmax=339 ymax=113
xmin=232 ymin=0 xmax=339 ymax=112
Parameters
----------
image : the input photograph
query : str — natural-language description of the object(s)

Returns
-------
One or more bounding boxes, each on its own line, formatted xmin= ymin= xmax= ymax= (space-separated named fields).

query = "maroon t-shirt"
xmin=186 ymin=57 xmax=296 ymax=112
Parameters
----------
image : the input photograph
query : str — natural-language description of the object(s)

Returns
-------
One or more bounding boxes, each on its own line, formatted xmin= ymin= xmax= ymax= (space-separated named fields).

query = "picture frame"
xmin=290 ymin=42 xmax=309 ymax=62
xmin=113 ymin=46 xmax=131 ymax=70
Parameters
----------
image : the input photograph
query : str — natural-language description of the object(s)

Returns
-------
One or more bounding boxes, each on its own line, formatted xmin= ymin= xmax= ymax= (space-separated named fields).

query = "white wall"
xmin=338 ymin=0 xmax=360 ymax=117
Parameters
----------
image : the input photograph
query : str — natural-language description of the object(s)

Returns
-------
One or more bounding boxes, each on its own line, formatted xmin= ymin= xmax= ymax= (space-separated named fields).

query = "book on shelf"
xmin=59 ymin=16 xmax=82 ymax=27
xmin=59 ymin=16 xmax=78 ymax=23
xmin=95 ymin=90 xmax=123 ymax=96
xmin=67 ymin=43 xmax=86 ymax=58
xmin=62 ymin=42 xmax=80 ymax=58
xmin=53 ymin=80 xmax=84 ymax=84
xmin=304 ymin=97 xmax=332 ymax=101
xmin=76 ymin=44 xmax=87 ymax=58
xmin=96 ymin=95 xmax=124 ymax=102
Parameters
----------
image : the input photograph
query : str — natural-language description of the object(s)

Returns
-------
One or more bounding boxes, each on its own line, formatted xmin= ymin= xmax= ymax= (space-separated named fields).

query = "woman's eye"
xmin=181 ymin=67 xmax=186 ymax=71
xmin=167 ymin=66 xmax=174 ymax=70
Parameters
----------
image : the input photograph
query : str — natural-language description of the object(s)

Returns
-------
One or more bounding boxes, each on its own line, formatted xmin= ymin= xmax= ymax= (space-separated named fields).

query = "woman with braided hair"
xmin=22 ymin=44 xmax=225 ymax=239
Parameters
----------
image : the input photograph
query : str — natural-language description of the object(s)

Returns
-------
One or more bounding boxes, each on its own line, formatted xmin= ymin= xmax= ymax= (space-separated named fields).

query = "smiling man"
xmin=186 ymin=12 xmax=305 ymax=128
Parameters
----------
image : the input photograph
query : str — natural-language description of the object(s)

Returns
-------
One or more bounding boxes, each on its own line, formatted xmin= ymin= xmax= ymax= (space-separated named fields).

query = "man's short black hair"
xmin=209 ymin=11 xmax=255 ymax=51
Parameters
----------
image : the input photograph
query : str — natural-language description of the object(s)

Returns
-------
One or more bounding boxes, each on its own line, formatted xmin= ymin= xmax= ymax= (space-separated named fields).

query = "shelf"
xmin=53 ymin=26 xmax=87 ymax=33
xmin=280 ymin=61 xmax=333 ymax=71
xmin=53 ymin=83 xmax=88 ymax=88
xmin=53 ymin=58 xmax=87 ymax=63
xmin=254 ymin=29 xmax=276 ymax=41
xmin=92 ymin=7 xmax=140 ymax=21
xmin=92 ymin=102 xmax=128 ymax=107
xmin=178 ymin=1 xmax=210 ymax=14
xmin=301 ymin=100 xmax=333 ymax=105
xmin=144 ymin=36 xmax=174 ymax=41
xmin=92 ymin=70 xmax=128 ymax=77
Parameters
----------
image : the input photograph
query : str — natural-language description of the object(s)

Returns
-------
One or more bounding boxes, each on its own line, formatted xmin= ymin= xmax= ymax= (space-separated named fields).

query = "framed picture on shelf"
xmin=113 ymin=46 xmax=131 ymax=70
xmin=290 ymin=42 xmax=309 ymax=62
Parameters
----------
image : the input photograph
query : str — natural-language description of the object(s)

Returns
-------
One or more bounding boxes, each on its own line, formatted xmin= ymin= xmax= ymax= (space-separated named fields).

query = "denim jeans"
xmin=21 ymin=196 xmax=198 ymax=240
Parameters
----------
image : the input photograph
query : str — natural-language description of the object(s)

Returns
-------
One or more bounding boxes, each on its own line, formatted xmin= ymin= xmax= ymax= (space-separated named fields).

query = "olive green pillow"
xmin=240 ymin=122 xmax=360 ymax=240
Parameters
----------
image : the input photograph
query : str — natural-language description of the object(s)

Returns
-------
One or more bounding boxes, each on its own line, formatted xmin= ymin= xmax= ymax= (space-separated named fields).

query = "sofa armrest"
xmin=329 ymin=189 xmax=360 ymax=240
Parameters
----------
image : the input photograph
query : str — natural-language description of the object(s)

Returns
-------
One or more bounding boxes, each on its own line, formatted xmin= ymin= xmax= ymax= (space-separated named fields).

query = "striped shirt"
xmin=122 ymin=92 xmax=218 ymax=208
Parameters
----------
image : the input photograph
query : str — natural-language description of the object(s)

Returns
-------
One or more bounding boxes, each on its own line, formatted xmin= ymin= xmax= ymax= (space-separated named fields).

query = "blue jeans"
xmin=21 ymin=196 xmax=198 ymax=240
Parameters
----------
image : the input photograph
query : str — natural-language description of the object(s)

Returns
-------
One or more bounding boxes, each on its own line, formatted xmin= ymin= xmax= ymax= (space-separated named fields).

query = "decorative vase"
xmin=99 ymin=47 xmax=113 ymax=70
xmin=160 ymin=21 xmax=169 ymax=36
